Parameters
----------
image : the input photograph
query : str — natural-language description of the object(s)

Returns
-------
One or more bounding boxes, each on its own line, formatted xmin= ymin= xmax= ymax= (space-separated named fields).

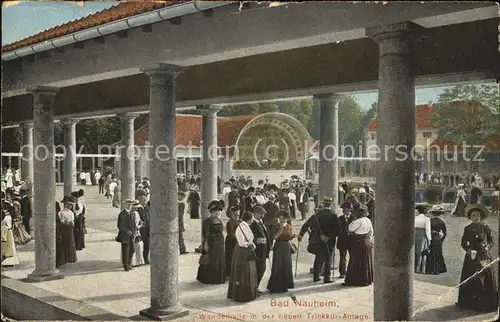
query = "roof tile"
xmin=2 ymin=1 xmax=180 ymax=53
xmin=368 ymin=103 xmax=435 ymax=130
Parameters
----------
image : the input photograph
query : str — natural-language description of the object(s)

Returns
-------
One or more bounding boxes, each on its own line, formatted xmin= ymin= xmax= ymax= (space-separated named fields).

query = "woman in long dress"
xmin=425 ymin=205 xmax=447 ymax=275
xmin=2 ymin=201 xmax=19 ymax=267
xmin=456 ymin=204 xmax=498 ymax=312
xmin=71 ymin=190 xmax=86 ymax=251
xmin=492 ymin=185 xmax=499 ymax=214
xmin=11 ymin=197 xmax=31 ymax=245
xmin=131 ymin=203 xmax=145 ymax=267
xmin=343 ymin=205 xmax=374 ymax=287
xmin=112 ymin=180 xmax=121 ymax=208
xmin=57 ymin=196 xmax=78 ymax=265
xmin=452 ymin=184 xmax=467 ymax=217
xmin=267 ymin=210 xmax=295 ymax=293
xmin=225 ymin=205 xmax=240 ymax=278
xmin=197 ymin=200 xmax=226 ymax=284
xmin=187 ymin=188 xmax=201 ymax=219
xmin=227 ymin=211 xmax=258 ymax=302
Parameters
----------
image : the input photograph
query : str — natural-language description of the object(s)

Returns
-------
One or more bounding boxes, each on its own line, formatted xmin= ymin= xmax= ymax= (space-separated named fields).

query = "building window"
xmin=422 ymin=131 xmax=432 ymax=138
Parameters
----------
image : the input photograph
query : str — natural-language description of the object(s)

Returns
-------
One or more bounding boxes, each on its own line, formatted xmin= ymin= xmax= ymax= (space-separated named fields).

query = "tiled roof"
xmin=368 ymin=103 xmax=435 ymax=130
xmin=2 ymin=1 xmax=178 ymax=53
xmin=123 ymin=114 xmax=255 ymax=150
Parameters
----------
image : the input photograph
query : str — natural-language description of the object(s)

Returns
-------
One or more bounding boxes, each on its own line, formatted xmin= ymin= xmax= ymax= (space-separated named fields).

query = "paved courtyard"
xmin=1 ymin=185 xmax=498 ymax=321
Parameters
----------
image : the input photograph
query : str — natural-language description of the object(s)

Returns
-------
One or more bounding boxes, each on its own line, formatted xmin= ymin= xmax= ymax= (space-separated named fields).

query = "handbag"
xmin=238 ymin=224 xmax=258 ymax=262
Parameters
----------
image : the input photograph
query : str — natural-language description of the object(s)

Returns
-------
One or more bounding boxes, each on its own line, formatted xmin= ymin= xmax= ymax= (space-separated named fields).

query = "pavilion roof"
xmin=2 ymin=1 xmax=178 ymax=53
xmin=114 ymin=114 xmax=254 ymax=150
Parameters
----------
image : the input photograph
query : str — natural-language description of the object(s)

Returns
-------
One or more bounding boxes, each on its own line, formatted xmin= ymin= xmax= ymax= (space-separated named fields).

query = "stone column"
xmin=26 ymin=85 xmax=63 ymax=282
xmin=118 ymin=113 xmax=137 ymax=208
xmin=20 ymin=122 xmax=34 ymax=185
xmin=314 ymin=94 xmax=342 ymax=209
xmin=61 ymin=119 xmax=78 ymax=196
xmin=140 ymin=63 xmax=188 ymax=320
xmin=366 ymin=22 xmax=420 ymax=321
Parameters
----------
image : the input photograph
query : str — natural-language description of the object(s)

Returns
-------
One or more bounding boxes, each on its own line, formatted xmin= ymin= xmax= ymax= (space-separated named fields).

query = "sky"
xmin=2 ymin=1 xmax=450 ymax=109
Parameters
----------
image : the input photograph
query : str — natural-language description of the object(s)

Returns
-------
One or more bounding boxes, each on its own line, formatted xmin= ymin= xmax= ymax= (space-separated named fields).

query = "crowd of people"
xmin=415 ymin=170 xmax=500 ymax=188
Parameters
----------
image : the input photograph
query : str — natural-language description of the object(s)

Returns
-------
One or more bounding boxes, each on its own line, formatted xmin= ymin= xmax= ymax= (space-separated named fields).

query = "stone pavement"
xmin=2 ymin=226 xmax=498 ymax=321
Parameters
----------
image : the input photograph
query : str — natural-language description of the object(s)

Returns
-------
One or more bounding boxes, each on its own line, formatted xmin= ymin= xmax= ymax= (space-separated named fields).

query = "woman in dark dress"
xmin=343 ymin=205 xmax=374 ymax=287
xmin=267 ymin=210 xmax=295 ymax=293
xmin=456 ymin=204 xmax=498 ymax=312
xmin=56 ymin=196 xmax=77 ymax=266
xmin=71 ymin=190 xmax=86 ymax=251
xmin=187 ymin=188 xmax=200 ymax=219
xmin=197 ymin=200 xmax=225 ymax=284
xmin=425 ymin=205 xmax=447 ymax=275
xmin=452 ymin=184 xmax=467 ymax=217
xmin=225 ymin=205 xmax=240 ymax=277
xmin=227 ymin=211 xmax=258 ymax=302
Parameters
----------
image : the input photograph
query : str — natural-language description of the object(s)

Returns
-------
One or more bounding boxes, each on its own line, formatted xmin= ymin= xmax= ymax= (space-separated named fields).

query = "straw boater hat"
xmin=124 ymin=199 xmax=139 ymax=205
xmin=322 ymin=196 xmax=333 ymax=205
xmin=466 ymin=204 xmax=489 ymax=220
xmin=428 ymin=205 xmax=445 ymax=215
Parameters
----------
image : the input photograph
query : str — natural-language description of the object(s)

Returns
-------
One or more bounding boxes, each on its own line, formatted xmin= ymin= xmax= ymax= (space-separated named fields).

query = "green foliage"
xmin=76 ymin=118 xmax=121 ymax=153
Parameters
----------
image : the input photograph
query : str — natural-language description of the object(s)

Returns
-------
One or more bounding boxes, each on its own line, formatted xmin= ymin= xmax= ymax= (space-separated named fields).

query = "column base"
xmin=140 ymin=307 xmax=189 ymax=321
xmin=26 ymin=269 xmax=64 ymax=283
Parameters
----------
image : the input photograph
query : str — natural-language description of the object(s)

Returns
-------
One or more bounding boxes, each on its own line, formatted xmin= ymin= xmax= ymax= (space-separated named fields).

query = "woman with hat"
xmin=2 ymin=200 xmax=19 ymax=267
xmin=267 ymin=210 xmax=295 ymax=293
xmin=130 ymin=200 xmax=145 ymax=267
xmin=56 ymin=196 xmax=78 ymax=267
xmin=492 ymin=185 xmax=499 ymax=214
xmin=456 ymin=204 xmax=498 ymax=312
xmin=227 ymin=211 xmax=258 ymax=302
xmin=425 ymin=205 xmax=447 ymax=275
xmin=225 ymin=204 xmax=240 ymax=278
xmin=71 ymin=190 xmax=86 ymax=251
xmin=414 ymin=204 xmax=431 ymax=274
xmin=10 ymin=192 xmax=31 ymax=245
xmin=197 ymin=200 xmax=226 ymax=284
xmin=343 ymin=205 xmax=373 ymax=287
xmin=452 ymin=184 xmax=467 ymax=217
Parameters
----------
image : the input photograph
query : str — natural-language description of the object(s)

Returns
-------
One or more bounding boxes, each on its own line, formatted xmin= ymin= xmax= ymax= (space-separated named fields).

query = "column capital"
xmin=60 ymin=118 xmax=79 ymax=126
xmin=141 ymin=63 xmax=183 ymax=77
xmin=313 ymin=93 xmax=345 ymax=101
xmin=117 ymin=112 xmax=139 ymax=120
xmin=26 ymin=85 xmax=60 ymax=96
xmin=20 ymin=122 xmax=34 ymax=129
xmin=196 ymin=104 xmax=220 ymax=116
xmin=366 ymin=22 xmax=422 ymax=55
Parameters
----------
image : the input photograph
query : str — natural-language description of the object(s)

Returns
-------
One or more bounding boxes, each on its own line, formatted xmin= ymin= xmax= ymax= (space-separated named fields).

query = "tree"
xmin=75 ymin=118 xmax=121 ymax=154
xmin=432 ymin=84 xmax=499 ymax=170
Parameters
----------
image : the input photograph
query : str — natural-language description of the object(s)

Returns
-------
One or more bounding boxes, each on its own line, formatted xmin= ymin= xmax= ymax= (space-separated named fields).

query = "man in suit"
xmin=116 ymin=199 xmax=137 ymax=271
xmin=19 ymin=188 xmax=32 ymax=233
xmin=297 ymin=187 xmax=310 ymax=220
xmin=337 ymin=201 xmax=353 ymax=279
xmin=262 ymin=193 xmax=279 ymax=233
xmin=137 ymin=195 xmax=150 ymax=264
xmin=250 ymin=206 xmax=270 ymax=291
xmin=178 ymin=192 xmax=188 ymax=254
xmin=298 ymin=197 xmax=340 ymax=283
xmin=313 ymin=188 xmax=320 ymax=210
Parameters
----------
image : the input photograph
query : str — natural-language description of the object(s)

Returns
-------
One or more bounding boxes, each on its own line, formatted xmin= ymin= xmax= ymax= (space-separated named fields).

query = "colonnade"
xmin=19 ymin=20 xmax=418 ymax=321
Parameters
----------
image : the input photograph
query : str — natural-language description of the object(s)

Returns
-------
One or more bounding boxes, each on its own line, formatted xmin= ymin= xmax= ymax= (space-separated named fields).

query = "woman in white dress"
xmin=2 ymin=201 xmax=20 ymax=267
xmin=131 ymin=204 xmax=145 ymax=267
xmin=85 ymin=172 xmax=92 ymax=186
xmin=5 ymin=169 xmax=14 ymax=188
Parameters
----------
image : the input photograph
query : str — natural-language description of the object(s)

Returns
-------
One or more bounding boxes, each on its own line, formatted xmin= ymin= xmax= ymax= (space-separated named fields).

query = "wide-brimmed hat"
xmin=62 ymin=196 xmax=76 ymax=204
xmin=355 ymin=205 xmax=368 ymax=217
xmin=322 ymin=197 xmax=333 ymax=204
xmin=415 ymin=204 xmax=428 ymax=214
xmin=124 ymin=199 xmax=139 ymax=205
xmin=340 ymin=201 xmax=352 ymax=209
xmin=208 ymin=199 xmax=224 ymax=212
xmin=429 ymin=205 xmax=445 ymax=215
xmin=252 ymin=206 xmax=266 ymax=216
xmin=466 ymin=204 xmax=489 ymax=220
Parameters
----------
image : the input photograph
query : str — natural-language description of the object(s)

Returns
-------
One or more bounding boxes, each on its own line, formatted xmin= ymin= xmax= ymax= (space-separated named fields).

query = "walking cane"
xmin=294 ymin=241 xmax=300 ymax=278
